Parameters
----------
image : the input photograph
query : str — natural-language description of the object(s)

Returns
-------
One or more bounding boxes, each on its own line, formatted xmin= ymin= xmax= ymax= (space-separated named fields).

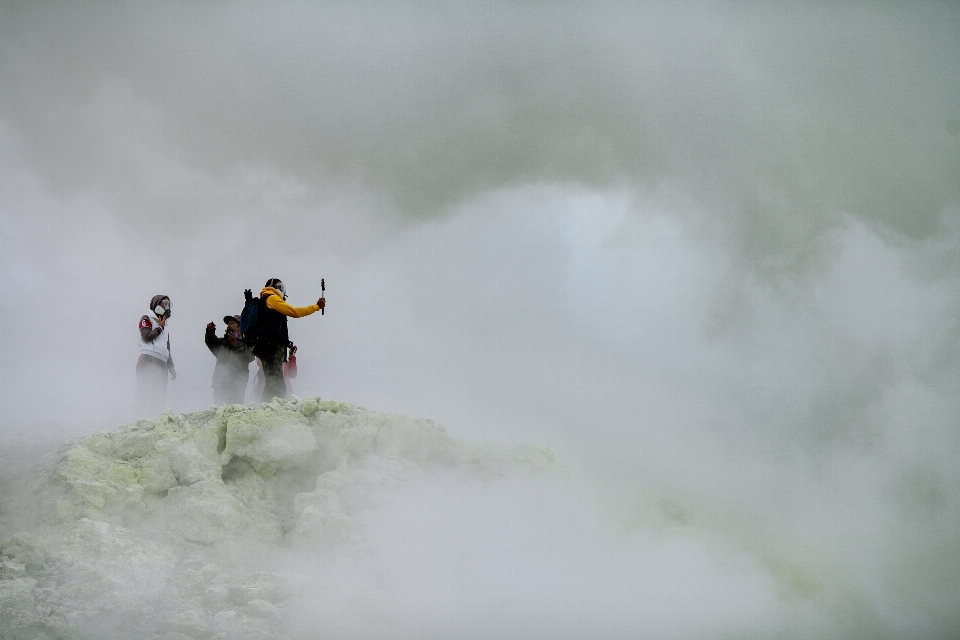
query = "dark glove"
xmin=244 ymin=289 xmax=253 ymax=302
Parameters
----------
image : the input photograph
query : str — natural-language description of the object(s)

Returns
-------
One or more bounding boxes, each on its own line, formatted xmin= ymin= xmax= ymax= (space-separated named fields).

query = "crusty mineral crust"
xmin=1 ymin=397 xmax=564 ymax=640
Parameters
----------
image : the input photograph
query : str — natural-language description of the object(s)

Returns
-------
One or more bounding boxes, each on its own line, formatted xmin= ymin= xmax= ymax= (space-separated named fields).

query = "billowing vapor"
xmin=1 ymin=1 xmax=959 ymax=638
xmin=4 ymin=3 xmax=957 ymax=256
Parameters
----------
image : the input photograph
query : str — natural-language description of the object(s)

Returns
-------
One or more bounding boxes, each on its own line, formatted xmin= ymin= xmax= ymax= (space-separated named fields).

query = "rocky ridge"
xmin=0 ymin=396 xmax=563 ymax=640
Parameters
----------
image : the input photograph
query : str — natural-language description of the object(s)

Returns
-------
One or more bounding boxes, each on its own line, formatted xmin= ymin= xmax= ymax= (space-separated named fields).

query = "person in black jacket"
xmin=205 ymin=315 xmax=255 ymax=405
xmin=252 ymin=279 xmax=324 ymax=402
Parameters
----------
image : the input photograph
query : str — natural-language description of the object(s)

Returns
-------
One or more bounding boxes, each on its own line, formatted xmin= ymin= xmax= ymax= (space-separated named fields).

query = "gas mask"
xmin=154 ymin=299 xmax=171 ymax=318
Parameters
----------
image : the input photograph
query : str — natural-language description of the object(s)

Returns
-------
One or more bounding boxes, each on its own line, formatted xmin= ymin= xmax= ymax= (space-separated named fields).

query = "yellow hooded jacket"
xmin=260 ymin=287 xmax=320 ymax=318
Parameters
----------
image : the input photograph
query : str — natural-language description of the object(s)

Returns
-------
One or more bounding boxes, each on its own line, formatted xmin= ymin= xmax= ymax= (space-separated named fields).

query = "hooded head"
xmin=264 ymin=278 xmax=287 ymax=300
xmin=150 ymin=295 xmax=171 ymax=318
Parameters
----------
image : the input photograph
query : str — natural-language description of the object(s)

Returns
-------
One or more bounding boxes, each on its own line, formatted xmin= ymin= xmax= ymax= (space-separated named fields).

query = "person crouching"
xmin=205 ymin=315 xmax=255 ymax=405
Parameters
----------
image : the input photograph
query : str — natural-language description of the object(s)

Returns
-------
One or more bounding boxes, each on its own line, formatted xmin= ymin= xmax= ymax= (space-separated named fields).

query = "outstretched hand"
xmin=317 ymin=297 xmax=325 ymax=310
xmin=206 ymin=321 xmax=216 ymax=330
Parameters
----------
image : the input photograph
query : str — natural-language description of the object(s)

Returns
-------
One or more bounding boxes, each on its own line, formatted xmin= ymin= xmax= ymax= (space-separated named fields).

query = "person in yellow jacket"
xmin=253 ymin=278 xmax=324 ymax=401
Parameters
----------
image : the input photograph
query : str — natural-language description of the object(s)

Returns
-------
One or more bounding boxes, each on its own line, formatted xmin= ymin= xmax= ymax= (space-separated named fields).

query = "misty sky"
xmin=1 ymin=1 xmax=959 ymax=635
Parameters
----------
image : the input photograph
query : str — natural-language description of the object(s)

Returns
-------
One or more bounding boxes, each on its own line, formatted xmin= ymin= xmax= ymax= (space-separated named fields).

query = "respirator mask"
xmin=275 ymin=282 xmax=287 ymax=300
xmin=154 ymin=299 xmax=171 ymax=318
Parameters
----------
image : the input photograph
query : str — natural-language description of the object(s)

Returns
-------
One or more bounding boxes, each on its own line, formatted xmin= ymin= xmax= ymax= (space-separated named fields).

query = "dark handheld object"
xmin=244 ymin=289 xmax=253 ymax=303
xmin=321 ymin=278 xmax=325 ymax=315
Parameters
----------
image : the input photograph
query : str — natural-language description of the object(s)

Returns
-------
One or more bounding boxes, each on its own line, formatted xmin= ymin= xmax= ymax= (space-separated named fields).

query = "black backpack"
xmin=239 ymin=289 xmax=263 ymax=347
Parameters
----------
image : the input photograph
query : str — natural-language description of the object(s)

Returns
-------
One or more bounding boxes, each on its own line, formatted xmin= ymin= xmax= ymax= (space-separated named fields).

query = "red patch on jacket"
xmin=139 ymin=317 xmax=152 ymax=330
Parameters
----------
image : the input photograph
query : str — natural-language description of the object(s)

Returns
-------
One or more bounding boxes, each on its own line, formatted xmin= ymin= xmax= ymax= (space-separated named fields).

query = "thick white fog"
xmin=1 ymin=2 xmax=959 ymax=638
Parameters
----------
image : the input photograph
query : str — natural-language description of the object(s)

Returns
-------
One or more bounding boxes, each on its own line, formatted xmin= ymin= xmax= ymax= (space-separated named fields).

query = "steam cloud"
xmin=1 ymin=2 xmax=959 ymax=638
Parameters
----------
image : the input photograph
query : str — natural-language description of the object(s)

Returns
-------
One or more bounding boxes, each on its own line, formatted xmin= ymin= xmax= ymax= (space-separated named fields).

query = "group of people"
xmin=136 ymin=278 xmax=325 ymax=415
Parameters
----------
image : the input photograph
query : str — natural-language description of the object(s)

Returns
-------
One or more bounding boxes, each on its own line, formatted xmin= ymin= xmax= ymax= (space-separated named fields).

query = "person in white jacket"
xmin=137 ymin=294 xmax=177 ymax=416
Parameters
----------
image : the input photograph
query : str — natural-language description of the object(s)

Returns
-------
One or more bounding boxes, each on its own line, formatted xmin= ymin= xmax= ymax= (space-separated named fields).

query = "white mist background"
xmin=1 ymin=2 xmax=959 ymax=637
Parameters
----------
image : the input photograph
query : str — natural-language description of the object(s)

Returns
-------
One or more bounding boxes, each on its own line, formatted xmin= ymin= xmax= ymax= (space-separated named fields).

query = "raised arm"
xmin=264 ymin=295 xmax=320 ymax=318
xmin=205 ymin=322 xmax=223 ymax=353
xmin=139 ymin=316 xmax=163 ymax=342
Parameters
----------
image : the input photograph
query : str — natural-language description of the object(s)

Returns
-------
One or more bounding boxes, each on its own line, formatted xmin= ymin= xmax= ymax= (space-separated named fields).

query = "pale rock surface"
xmin=0 ymin=398 xmax=564 ymax=639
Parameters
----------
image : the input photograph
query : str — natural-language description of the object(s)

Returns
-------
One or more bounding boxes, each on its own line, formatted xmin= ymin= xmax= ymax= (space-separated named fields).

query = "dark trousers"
xmin=259 ymin=346 xmax=287 ymax=402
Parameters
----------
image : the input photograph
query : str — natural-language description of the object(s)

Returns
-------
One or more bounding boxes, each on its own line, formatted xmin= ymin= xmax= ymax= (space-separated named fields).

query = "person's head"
xmin=150 ymin=295 xmax=171 ymax=318
xmin=265 ymin=278 xmax=287 ymax=300
xmin=223 ymin=315 xmax=240 ymax=344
